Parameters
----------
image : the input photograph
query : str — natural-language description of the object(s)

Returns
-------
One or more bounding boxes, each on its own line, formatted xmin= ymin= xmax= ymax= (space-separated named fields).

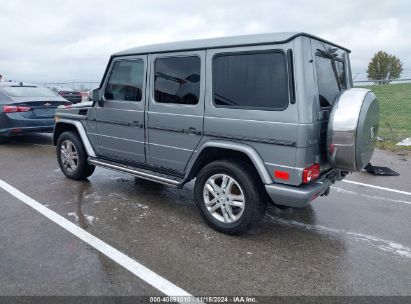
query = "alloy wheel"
xmin=60 ymin=140 xmax=79 ymax=172
xmin=203 ymin=174 xmax=245 ymax=223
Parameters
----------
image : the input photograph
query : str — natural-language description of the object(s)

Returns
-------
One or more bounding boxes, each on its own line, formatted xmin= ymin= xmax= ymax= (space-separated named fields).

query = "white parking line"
xmin=332 ymin=186 xmax=411 ymax=205
xmin=0 ymin=178 xmax=195 ymax=300
xmin=342 ymin=180 xmax=411 ymax=196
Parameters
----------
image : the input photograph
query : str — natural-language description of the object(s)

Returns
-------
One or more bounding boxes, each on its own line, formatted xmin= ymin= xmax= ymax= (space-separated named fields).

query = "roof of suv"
xmin=114 ymin=32 xmax=350 ymax=56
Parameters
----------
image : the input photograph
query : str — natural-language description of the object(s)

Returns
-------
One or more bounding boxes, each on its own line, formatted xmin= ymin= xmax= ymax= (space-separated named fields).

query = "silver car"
xmin=53 ymin=32 xmax=379 ymax=234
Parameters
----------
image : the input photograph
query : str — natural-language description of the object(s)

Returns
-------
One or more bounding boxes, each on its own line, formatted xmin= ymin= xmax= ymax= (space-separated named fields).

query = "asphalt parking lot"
xmin=0 ymin=134 xmax=410 ymax=298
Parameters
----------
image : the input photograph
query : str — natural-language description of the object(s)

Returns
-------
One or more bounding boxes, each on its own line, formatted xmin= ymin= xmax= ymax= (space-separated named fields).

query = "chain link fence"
xmin=41 ymin=81 xmax=100 ymax=92
xmin=39 ymin=81 xmax=100 ymax=102
xmin=353 ymin=76 xmax=411 ymax=146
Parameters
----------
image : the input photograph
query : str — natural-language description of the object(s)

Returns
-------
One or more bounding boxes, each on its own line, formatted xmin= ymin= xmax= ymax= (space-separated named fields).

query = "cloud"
xmin=0 ymin=0 xmax=409 ymax=82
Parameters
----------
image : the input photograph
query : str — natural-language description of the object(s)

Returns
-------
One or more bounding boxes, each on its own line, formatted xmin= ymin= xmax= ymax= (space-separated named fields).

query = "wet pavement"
xmin=0 ymin=134 xmax=410 ymax=296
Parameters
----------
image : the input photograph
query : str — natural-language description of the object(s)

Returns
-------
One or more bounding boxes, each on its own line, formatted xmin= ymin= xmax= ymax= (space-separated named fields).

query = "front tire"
xmin=194 ymin=159 xmax=267 ymax=235
xmin=56 ymin=131 xmax=95 ymax=180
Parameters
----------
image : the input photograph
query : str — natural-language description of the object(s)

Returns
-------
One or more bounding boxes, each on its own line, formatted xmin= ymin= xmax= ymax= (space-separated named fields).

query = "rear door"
xmin=95 ymin=55 xmax=147 ymax=164
xmin=311 ymin=40 xmax=349 ymax=169
xmin=147 ymin=51 xmax=205 ymax=173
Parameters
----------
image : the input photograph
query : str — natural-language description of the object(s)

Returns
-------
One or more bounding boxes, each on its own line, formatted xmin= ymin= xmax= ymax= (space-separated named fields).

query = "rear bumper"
xmin=265 ymin=170 xmax=340 ymax=208
xmin=0 ymin=113 xmax=54 ymax=136
xmin=0 ymin=126 xmax=54 ymax=136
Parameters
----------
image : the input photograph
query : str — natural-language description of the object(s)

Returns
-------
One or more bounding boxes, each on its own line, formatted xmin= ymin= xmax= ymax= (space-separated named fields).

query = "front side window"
xmin=213 ymin=51 xmax=289 ymax=110
xmin=104 ymin=59 xmax=144 ymax=101
xmin=154 ymin=56 xmax=201 ymax=105
xmin=315 ymin=52 xmax=347 ymax=107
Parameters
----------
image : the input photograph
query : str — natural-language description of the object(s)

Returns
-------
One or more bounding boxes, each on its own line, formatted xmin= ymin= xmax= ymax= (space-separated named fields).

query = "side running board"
xmin=88 ymin=157 xmax=184 ymax=187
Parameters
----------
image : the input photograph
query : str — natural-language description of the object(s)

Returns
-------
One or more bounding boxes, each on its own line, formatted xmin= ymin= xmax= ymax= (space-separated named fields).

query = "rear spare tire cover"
xmin=327 ymin=88 xmax=379 ymax=171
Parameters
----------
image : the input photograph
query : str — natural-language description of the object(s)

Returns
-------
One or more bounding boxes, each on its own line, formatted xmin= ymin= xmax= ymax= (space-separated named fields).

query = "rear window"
xmin=315 ymin=53 xmax=347 ymax=107
xmin=213 ymin=51 xmax=289 ymax=110
xmin=2 ymin=86 xmax=58 ymax=97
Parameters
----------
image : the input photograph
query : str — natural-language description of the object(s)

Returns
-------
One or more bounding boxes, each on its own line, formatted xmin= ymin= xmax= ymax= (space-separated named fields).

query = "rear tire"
xmin=57 ymin=131 xmax=95 ymax=180
xmin=194 ymin=159 xmax=267 ymax=235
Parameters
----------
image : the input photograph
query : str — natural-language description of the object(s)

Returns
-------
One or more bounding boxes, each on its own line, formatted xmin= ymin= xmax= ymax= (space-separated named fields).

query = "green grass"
xmin=359 ymin=82 xmax=411 ymax=151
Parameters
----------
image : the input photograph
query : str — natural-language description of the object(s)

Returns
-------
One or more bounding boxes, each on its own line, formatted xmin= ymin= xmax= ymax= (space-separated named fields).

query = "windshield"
xmin=315 ymin=54 xmax=346 ymax=107
xmin=2 ymin=86 xmax=59 ymax=98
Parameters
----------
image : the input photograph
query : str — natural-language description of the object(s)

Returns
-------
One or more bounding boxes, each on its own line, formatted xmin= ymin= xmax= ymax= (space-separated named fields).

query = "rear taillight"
xmin=17 ymin=106 xmax=31 ymax=112
xmin=3 ymin=106 xmax=17 ymax=113
xmin=3 ymin=105 xmax=31 ymax=113
xmin=302 ymin=164 xmax=320 ymax=184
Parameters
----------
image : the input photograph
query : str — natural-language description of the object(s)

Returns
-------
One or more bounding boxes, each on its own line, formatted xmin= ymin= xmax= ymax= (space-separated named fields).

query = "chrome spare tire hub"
xmin=60 ymin=140 xmax=78 ymax=172
xmin=203 ymin=174 xmax=245 ymax=223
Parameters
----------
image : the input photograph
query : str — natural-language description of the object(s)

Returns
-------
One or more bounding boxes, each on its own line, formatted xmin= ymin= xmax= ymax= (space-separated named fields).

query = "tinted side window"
xmin=154 ymin=56 xmax=200 ymax=105
xmin=213 ymin=51 xmax=289 ymax=110
xmin=104 ymin=60 xmax=144 ymax=101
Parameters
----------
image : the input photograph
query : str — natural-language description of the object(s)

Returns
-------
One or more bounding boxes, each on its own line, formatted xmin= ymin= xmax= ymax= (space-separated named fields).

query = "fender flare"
xmin=186 ymin=140 xmax=273 ymax=184
xmin=54 ymin=119 xmax=96 ymax=157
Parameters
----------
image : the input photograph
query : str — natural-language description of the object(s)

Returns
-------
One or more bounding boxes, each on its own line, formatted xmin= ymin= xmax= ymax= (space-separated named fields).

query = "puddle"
xmin=265 ymin=213 xmax=411 ymax=259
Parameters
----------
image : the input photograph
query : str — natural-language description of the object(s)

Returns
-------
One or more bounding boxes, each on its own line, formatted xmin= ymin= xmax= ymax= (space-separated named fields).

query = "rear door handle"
xmin=131 ymin=121 xmax=143 ymax=128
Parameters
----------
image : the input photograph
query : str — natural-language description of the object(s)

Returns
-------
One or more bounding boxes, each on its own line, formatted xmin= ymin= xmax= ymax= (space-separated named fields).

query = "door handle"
xmin=131 ymin=121 xmax=143 ymax=128
xmin=186 ymin=127 xmax=200 ymax=135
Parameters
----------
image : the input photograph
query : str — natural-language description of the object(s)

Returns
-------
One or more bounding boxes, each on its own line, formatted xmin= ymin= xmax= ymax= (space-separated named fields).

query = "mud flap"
xmin=364 ymin=163 xmax=400 ymax=176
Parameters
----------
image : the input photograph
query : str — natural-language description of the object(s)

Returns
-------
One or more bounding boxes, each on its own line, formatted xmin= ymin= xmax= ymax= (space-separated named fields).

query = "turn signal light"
xmin=302 ymin=164 xmax=320 ymax=184
xmin=3 ymin=105 xmax=31 ymax=113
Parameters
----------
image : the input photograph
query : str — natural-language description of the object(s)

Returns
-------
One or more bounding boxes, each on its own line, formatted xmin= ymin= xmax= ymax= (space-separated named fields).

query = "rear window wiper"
xmin=316 ymin=49 xmax=343 ymax=91
xmin=330 ymin=60 xmax=342 ymax=91
xmin=315 ymin=49 xmax=338 ymax=59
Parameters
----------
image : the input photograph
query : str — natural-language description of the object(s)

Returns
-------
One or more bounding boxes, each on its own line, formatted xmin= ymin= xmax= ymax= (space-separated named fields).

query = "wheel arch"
xmin=53 ymin=122 xmax=77 ymax=145
xmin=53 ymin=119 xmax=96 ymax=157
xmin=185 ymin=141 xmax=273 ymax=184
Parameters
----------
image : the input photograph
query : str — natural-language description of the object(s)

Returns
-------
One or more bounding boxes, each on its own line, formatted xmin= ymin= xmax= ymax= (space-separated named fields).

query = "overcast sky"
xmin=1 ymin=0 xmax=410 ymax=83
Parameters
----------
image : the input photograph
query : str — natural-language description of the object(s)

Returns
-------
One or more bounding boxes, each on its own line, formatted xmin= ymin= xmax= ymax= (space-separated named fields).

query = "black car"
xmin=51 ymin=87 xmax=83 ymax=104
xmin=0 ymin=82 xmax=71 ymax=138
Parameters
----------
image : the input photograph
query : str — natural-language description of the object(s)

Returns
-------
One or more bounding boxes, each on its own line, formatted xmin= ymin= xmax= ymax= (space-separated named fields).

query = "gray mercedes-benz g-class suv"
xmin=53 ymin=32 xmax=379 ymax=235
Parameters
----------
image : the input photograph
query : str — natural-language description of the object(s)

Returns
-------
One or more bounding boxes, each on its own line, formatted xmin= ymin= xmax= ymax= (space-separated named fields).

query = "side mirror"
xmin=91 ymin=88 xmax=103 ymax=107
